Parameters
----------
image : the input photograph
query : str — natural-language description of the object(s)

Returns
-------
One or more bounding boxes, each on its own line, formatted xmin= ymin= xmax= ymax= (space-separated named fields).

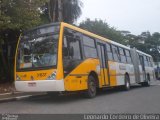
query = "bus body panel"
xmin=145 ymin=66 xmax=155 ymax=81
xmin=16 ymin=69 xmax=55 ymax=81
xmin=108 ymin=61 xmax=117 ymax=86
xmin=56 ymin=23 xmax=64 ymax=80
xmin=64 ymin=59 xmax=95 ymax=91
xmin=14 ymin=22 xmax=155 ymax=93
xmin=64 ymin=59 xmax=99 ymax=91
xmin=15 ymin=80 xmax=65 ymax=92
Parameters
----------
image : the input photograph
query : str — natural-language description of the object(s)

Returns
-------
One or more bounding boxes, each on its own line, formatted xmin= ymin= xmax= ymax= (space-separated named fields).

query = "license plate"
xmin=28 ymin=82 xmax=36 ymax=87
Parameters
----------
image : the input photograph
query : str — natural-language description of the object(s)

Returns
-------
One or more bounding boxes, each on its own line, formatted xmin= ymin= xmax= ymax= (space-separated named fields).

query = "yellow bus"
xmin=15 ymin=22 xmax=155 ymax=98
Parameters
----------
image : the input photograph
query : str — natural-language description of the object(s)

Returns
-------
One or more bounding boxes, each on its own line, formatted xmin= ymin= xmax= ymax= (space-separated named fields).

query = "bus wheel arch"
xmin=89 ymin=71 xmax=99 ymax=88
xmin=141 ymin=73 xmax=151 ymax=87
xmin=85 ymin=71 xmax=99 ymax=98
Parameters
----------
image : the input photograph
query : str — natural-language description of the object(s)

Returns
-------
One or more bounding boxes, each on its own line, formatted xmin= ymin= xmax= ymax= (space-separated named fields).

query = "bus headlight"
xmin=16 ymin=75 xmax=21 ymax=81
xmin=47 ymin=71 xmax=56 ymax=80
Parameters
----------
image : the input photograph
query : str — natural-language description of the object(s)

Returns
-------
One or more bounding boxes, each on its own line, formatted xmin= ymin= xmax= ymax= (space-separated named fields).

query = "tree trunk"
xmin=0 ymin=42 xmax=9 ymax=82
xmin=53 ymin=0 xmax=57 ymax=22
xmin=48 ymin=0 xmax=59 ymax=22
xmin=58 ymin=0 xmax=63 ymax=22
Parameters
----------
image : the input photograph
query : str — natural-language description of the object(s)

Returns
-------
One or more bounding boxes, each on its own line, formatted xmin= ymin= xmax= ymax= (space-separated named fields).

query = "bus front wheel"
xmin=85 ymin=76 xmax=97 ymax=98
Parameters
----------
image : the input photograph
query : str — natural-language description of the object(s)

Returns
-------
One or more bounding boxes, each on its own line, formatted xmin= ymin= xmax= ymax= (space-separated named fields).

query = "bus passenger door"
xmin=97 ymin=43 xmax=109 ymax=86
xmin=139 ymin=55 xmax=146 ymax=81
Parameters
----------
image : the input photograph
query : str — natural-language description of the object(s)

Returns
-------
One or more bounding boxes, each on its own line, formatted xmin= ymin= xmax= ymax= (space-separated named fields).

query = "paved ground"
xmin=0 ymin=82 xmax=160 ymax=114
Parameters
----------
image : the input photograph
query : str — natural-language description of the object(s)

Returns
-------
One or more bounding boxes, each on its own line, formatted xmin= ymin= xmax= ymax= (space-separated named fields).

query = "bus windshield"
xmin=16 ymin=25 xmax=60 ymax=70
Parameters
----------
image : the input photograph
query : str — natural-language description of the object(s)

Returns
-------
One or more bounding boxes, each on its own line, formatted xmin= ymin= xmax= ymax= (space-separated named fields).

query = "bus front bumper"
xmin=15 ymin=80 xmax=65 ymax=92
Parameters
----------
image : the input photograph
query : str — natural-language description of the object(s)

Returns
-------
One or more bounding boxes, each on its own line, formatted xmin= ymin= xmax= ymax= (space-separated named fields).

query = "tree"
xmin=0 ymin=0 xmax=83 ymax=82
xmin=79 ymin=19 xmax=126 ymax=44
xmin=125 ymin=31 xmax=160 ymax=62
xmin=0 ymin=0 xmax=47 ymax=82
xmin=147 ymin=32 xmax=160 ymax=62
xmin=46 ymin=0 xmax=83 ymax=23
xmin=79 ymin=19 xmax=160 ymax=62
xmin=0 ymin=0 xmax=48 ymax=30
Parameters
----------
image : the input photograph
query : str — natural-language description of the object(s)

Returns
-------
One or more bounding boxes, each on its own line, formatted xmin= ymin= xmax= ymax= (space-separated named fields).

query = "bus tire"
xmin=85 ymin=75 xmax=97 ymax=98
xmin=142 ymin=74 xmax=150 ymax=87
xmin=146 ymin=74 xmax=151 ymax=86
xmin=123 ymin=74 xmax=130 ymax=91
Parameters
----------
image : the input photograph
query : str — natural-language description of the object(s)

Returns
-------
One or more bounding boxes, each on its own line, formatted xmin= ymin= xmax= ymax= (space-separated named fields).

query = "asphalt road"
xmin=0 ymin=84 xmax=160 ymax=114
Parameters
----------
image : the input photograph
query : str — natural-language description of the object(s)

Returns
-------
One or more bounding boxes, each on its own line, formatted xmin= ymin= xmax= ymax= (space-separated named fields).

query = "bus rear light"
xmin=47 ymin=71 xmax=57 ymax=80
xmin=16 ymin=75 xmax=21 ymax=81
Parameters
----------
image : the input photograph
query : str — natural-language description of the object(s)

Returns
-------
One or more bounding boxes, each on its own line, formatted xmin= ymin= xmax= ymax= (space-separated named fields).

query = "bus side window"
xmin=125 ymin=50 xmax=132 ymax=64
xmin=63 ymin=28 xmax=83 ymax=76
xmin=144 ymin=56 xmax=149 ymax=67
xmin=63 ymin=37 xmax=69 ymax=57
xmin=106 ymin=43 xmax=113 ymax=61
xmin=83 ymin=35 xmax=97 ymax=58
xmin=112 ymin=45 xmax=120 ymax=62
xmin=149 ymin=57 xmax=153 ymax=67
xmin=119 ymin=47 xmax=127 ymax=63
xmin=150 ymin=57 xmax=154 ymax=67
xmin=63 ymin=31 xmax=82 ymax=60
xmin=148 ymin=57 xmax=152 ymax=67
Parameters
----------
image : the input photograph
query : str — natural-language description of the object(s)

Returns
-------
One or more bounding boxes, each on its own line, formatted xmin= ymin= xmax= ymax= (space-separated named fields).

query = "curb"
xmin=0 ymin=97 xmax=17 ymax=103
xmin=0 ymin=92 xmax=22 ymax=96
xmin=0 ymin=95 xmax=33 ymax=103
xmin=0 ymin=92 xmax=46 ymax=103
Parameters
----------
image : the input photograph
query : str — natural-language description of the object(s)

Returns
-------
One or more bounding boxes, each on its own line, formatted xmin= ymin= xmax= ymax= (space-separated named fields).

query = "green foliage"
xmin=47 ymin=0 xmax=83 ymax=23
xmin=79 ymin=19 xmax=160 ymax=62
xmin=0 ymin=0 xmax=47 ymax=81
xmin=0 ymin=0 xmax=83 ymax=81
xmin=145 ymin=32 xmax=160 ymax=62
xmin=79 ymin=19 xmax=126 ymax=44
xmin=122 ymin=31 xmax=160 ymax=62
xmin=0 ymin=0 xmax=47 ymax=31
xmin=62 ymin=0 xmax=83 ymax=23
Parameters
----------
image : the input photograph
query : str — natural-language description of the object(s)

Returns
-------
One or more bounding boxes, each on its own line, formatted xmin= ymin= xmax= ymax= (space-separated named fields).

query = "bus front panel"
xmin=15 ymin=24 xmax=65 ymax=92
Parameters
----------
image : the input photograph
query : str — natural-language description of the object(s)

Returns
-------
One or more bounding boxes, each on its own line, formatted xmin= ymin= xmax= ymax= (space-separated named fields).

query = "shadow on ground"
xmin=21 ymin=84 xmax=154 ymax=104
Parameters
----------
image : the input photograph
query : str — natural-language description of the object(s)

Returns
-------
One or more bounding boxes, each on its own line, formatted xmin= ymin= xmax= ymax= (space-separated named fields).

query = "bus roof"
xmin=136 ymin=50 xmax=152 ymax=57
xmin=24 ymin=22 xmax=60 ymax=34
xmin=61 ymin=22 xmax=152 ymax=57
xmin=23 ymin=22 xmax=152 ymax=57
xmin=62 ymin=22 xmax=131 ymax=50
